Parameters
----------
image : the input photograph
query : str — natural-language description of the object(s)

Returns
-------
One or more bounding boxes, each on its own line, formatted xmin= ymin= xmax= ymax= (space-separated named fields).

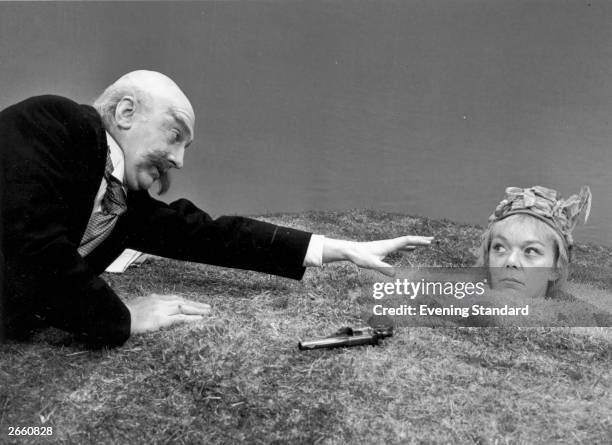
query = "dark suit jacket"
xmin=0 ymin=95 xmax=312 ymax=347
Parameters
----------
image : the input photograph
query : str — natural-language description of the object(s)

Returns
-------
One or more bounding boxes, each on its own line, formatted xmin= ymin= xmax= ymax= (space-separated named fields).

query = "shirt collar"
xmin=105 ymin=131 xmax=126 ymax=186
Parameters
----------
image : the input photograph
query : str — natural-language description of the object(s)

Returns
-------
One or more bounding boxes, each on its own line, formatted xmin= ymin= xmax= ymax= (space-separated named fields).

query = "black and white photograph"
xmin=1 ymin=1 xmax=611 ymax=443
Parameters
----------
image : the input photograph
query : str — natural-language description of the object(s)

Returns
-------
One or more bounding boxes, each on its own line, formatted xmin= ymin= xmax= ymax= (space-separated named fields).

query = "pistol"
xmin=298 ymin=325 xmax=393 ymax=350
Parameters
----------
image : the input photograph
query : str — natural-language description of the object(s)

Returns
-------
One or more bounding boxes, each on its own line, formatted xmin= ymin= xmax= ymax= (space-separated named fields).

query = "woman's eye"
xmin=492 ymin=243 xmax=506 ymax=253
xmin=525 ymin=247 xmax=542 ymax=256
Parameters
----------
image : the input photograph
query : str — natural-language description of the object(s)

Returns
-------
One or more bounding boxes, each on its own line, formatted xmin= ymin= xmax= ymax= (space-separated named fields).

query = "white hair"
xmin=92 ymin=83 xmax=153 ymax=129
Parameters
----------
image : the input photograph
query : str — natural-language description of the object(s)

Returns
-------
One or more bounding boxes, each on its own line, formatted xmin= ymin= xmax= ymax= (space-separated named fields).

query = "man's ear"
xmin=114 ymin=96 xmax=137 ymax=130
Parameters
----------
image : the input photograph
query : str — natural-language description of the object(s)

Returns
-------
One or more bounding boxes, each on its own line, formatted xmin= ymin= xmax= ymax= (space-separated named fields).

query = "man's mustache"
xmin=145 ymin=151 xmax=172 ymax=195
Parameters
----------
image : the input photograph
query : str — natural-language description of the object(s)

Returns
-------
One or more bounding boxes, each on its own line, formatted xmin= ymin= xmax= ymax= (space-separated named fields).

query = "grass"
xmin=1 ymin=209 xmax=611 ymax=444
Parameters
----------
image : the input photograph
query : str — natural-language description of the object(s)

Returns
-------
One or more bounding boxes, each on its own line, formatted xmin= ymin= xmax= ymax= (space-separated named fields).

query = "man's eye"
xmin=170 ymin=130 xmax=180 ymax=143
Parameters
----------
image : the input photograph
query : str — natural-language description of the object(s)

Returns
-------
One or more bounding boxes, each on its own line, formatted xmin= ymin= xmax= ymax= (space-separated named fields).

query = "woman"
xmin=477 ymin=185 xmax=591 ymax=299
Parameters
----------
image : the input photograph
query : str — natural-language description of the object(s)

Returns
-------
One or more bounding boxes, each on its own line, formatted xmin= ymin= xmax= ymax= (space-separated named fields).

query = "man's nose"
xmin=504 ymin=249 xmax=521 ymax=269
xmin=168 ymin=148 xmax=184 ymax=169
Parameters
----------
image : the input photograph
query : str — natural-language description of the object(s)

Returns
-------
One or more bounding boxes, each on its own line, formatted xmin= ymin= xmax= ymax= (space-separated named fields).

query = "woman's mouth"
xmin=499 ymin=277 xmax=525 ymax=287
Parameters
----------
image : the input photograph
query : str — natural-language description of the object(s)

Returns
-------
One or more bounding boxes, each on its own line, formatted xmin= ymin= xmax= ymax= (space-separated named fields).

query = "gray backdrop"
xmin=1 ymin=1 xmax=610 ymax=245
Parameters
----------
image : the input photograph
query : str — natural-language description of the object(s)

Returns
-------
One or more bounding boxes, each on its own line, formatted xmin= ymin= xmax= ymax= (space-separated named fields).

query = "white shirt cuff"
xmin=303 ymin=234 xmax=325 ymax=267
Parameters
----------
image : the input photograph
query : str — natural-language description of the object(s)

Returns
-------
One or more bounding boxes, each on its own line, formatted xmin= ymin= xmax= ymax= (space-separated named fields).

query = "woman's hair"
xmin=476 ymin=214 xmax=570 ymax=298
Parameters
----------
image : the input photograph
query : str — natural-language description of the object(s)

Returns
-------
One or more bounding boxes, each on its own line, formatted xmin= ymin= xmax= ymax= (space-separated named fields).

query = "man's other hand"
xmin=322 ymin=235 xmax=434 ymax=277
xmin=125 ymin=294 xmax=211 ymax=335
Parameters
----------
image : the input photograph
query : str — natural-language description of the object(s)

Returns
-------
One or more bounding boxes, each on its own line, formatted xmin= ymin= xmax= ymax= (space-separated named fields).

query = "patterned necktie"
xmin=78 ymin=151 xmax=128 ymax=256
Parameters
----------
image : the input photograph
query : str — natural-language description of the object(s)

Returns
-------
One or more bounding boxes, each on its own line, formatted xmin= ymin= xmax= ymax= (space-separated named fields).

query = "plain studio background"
xmin=0 ymin=0 xmax=610 ymax=246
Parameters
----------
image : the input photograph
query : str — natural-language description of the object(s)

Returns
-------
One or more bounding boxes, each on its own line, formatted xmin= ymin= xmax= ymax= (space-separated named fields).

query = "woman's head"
xmin=478 ymin=214 xmax=569 ymax=298
xmin=477 ymin=185 xmax=591 ymax=298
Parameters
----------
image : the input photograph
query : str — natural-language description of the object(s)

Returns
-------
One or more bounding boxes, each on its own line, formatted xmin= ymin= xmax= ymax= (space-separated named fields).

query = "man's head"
xmin=93 ymin=70 xmax=195 ymax=193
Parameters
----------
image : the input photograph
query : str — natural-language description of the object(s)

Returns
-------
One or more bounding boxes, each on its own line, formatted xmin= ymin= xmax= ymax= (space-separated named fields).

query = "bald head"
xmin=93 ymin=70 xmax=195 ymax=132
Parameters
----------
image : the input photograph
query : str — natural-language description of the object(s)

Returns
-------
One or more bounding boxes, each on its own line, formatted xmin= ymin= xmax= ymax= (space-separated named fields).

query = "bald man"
xmin=0 ymin=71 xmax=432 ymax=348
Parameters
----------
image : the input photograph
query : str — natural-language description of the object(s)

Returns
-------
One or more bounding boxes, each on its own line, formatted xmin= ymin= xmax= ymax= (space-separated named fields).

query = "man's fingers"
xmin=128 ymin=295 xmax=211 ymax=334
xmin=399 ymin=246 xmax=416 ymax=252
xmin=167 ymin=301 xmax=211 ymax=316
xmin=374 ymin=260 xmax=395 ymax=277
xmin=397 ymin=235 xmax=434 ymax=247
xmin=177 ymin=302 xmax=211 ymax=316
xmin=169 ymin=314 xmax=205 ymax=325
xmin=377 ymin=236 xmax=433 ymax=256
xmin=152 ymin=294 xmax=210 ymax=315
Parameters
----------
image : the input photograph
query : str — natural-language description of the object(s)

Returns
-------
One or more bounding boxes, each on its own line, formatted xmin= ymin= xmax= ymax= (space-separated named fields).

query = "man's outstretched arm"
xmin=122 ymin=192 xmax=433 ymax=277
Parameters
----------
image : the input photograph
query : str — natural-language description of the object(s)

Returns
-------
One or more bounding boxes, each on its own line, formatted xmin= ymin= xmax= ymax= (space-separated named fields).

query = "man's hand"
xmin=125 ymin=294 xmax=211 ymax=335
xmin=322 ymin=235 xmax=434 ymax=277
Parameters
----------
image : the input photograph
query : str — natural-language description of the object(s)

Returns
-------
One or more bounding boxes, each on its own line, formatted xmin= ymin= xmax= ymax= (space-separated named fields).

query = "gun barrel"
xmin=298 ymin=333 xmax=380 ymax=350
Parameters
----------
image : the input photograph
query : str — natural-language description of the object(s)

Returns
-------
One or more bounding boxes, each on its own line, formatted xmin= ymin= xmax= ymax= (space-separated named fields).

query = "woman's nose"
xmin=504 ymin=249 xmax=521 ymax=269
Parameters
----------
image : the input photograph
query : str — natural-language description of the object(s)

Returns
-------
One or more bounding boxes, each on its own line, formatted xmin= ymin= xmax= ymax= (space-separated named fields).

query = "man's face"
xmin=121 ymin=99 xmax=194 ymax=192
xmin=488 ymin=215 xmax=558 ymax=298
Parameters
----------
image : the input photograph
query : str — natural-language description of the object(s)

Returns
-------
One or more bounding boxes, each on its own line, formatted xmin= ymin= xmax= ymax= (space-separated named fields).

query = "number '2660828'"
xmin=8 ymin=426 xmax=53 ymax=436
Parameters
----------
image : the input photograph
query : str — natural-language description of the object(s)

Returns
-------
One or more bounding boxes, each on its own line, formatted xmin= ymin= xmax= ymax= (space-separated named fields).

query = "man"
xmin=0 ymin=70 xmax=432 ymax=348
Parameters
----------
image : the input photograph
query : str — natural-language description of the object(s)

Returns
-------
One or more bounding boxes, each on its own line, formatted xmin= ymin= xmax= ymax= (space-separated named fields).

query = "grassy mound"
xmin=1 ymin=210 xmax=611 ymax=444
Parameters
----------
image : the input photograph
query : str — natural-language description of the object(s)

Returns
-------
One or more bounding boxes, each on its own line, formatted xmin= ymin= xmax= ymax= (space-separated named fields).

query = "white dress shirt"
xmin=86 ymin=132 xmax=126 ymax=216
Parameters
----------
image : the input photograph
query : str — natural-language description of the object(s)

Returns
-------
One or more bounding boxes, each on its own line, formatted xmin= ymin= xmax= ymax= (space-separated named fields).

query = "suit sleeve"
xmin=1 ymin=96 xmax=131 ymax=348
xmin=122 ymin=192 xmax=312 ymax=280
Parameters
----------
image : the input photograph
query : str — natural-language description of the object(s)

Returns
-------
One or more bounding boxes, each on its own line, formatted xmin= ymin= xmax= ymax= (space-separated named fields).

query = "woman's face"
xmin=488 ymin=215 xmax=558 ymax=298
